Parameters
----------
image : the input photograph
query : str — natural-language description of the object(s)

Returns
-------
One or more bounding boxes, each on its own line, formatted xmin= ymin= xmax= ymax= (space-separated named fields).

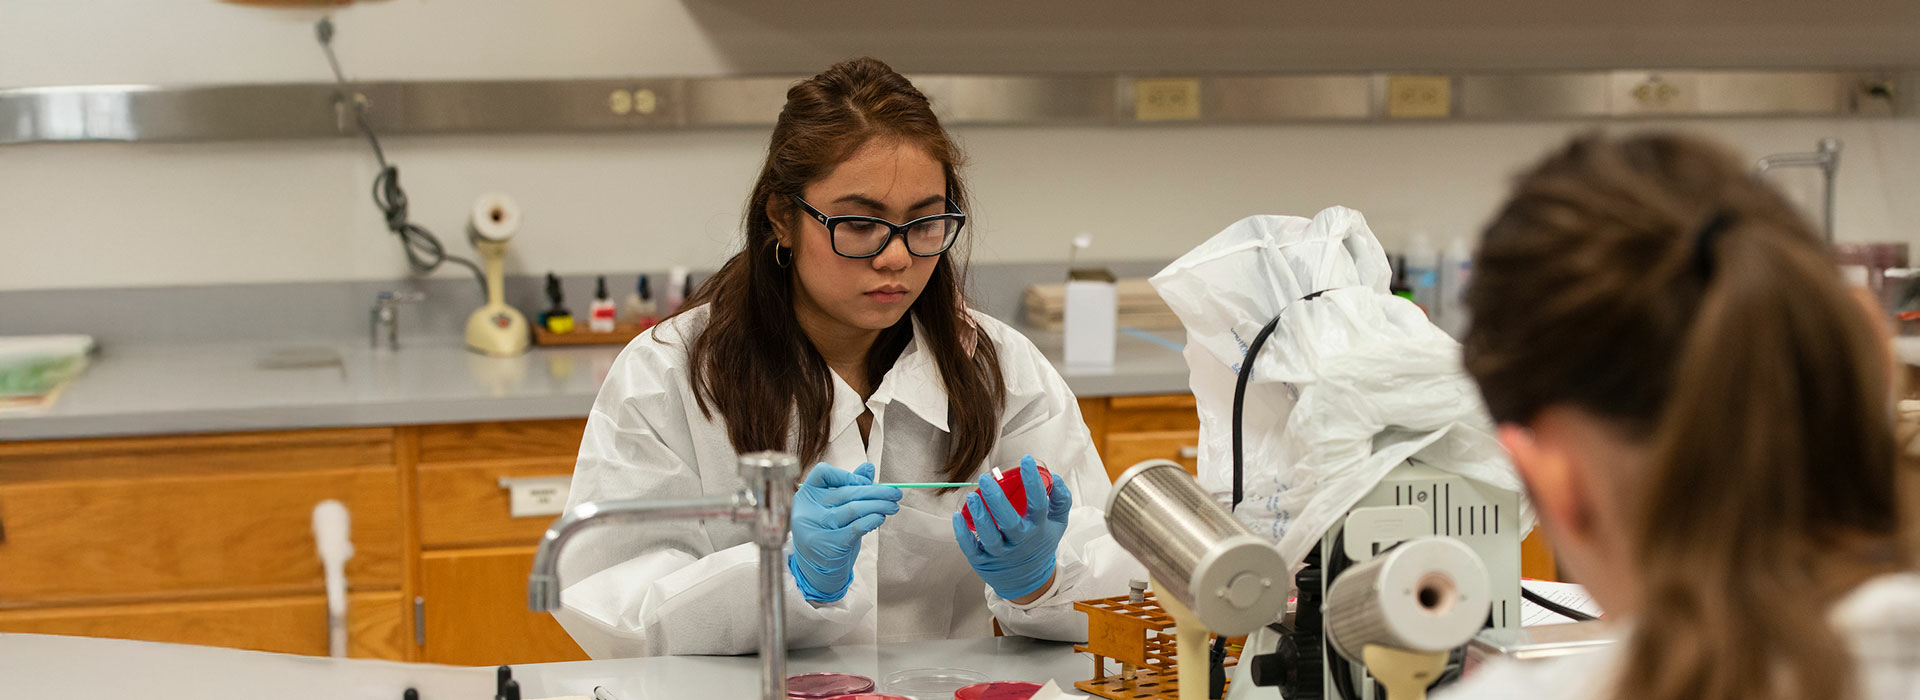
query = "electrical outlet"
xmin=1134 ymin=78 xmax=1202 ymax=121
xmin=1387 ymin=76 xmax=1451 ymax=118
xmin=632 ymin=88 xmax=658 ymax=115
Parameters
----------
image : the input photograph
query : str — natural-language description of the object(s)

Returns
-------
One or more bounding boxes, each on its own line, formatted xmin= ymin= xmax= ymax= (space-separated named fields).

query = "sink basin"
xmin=256 ymin=347 xmax=345 ymax=372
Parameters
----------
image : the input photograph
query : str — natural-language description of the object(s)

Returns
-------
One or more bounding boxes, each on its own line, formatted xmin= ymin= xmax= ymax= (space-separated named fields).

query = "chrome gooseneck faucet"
xmin=527 ymin=452 xmax=800 ymax=700
xmin=1755 ymin=138 xmax=1842 ymax=243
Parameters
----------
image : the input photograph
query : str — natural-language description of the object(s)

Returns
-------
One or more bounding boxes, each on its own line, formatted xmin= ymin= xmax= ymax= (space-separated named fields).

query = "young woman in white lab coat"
xmin=550 ymin=57 xmax=1143 ymax=658
xmin=1438 ymin=132 xmax=1917 ymax=700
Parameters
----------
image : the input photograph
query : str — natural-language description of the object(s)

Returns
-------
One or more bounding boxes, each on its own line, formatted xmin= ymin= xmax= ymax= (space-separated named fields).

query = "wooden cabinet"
xmin=411 ymin=419 xmax=588 ymax=665
xmin=0 ymin=429 xmax=408 ymax=657
xmin=1087 ymin=394 xmax=1201 ymax=480
xmin=419 ymin=547 xmax=587 ymax=665
xmin=0 ymin=467 xmax=402 ymax=605
xmin=1520 ymin=530 xmax=1558 ymax=581
xmin=1104 ymin=433 xmax=1200 ymax=477
xmin=0 ymin=421 xmax=588 ymax=664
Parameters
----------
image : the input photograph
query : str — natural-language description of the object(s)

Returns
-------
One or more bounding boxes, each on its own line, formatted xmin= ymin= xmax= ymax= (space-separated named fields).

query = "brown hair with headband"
xmin=1463 ymin=131 xmax=1907 ymax=700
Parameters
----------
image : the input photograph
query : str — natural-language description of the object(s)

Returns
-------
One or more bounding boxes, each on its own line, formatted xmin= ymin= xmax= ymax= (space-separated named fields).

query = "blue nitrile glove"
xmin=951 ymin=455 xmax=1072 ymax=601
xmin=788 ymin=462 xmax=902 ymax=603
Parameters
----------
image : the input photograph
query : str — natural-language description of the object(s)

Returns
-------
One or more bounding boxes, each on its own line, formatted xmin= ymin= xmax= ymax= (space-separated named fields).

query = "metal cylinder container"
xmin=1106 ymin=460 xmax=1290 ymax=636
xmin=1325 ymin=536 xmax=1490 ymax=663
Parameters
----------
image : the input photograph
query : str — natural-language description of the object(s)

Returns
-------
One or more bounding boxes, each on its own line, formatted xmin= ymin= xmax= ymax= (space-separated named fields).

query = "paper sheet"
xmin=1520 ymin=579 xmax=1604 ymax=627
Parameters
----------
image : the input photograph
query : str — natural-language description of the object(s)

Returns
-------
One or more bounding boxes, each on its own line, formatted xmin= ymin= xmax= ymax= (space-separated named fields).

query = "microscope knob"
xmin=1255 ymin=632 xmax=1323 ymax=699
xmin=1247 ymin=650 xmax=1286 ymax=688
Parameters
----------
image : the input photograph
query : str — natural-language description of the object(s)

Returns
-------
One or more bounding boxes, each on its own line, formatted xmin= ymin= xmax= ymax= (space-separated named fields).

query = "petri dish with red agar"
xmin=787 ymin=672 xmax=876 ymax=699
xmin=961 ymin=463 xmax=1054 ymax=532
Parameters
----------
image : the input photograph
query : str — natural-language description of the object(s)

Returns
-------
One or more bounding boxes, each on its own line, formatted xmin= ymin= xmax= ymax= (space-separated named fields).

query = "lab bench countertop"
xmin=3 ymin=633 xmax=1092 ymax=700
xmin=0 ymin=324 xmax=1192 ymax=441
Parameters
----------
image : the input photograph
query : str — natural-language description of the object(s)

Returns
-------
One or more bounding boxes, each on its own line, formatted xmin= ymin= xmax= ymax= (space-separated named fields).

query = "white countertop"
xmin=0 ymin=326 xmax=1192 ymax=441
xmin=2 ymin=633 xmax=1093 ymax=700
xmin=518 ymin=636 xmax=1091 ymax=700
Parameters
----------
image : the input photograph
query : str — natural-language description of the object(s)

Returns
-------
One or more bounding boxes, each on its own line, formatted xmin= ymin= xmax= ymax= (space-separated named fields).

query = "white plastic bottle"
xmin=1405 ymin=232 xmax=1440 ymax=317
xmin=1439 ymin=236 xmax=1473 ymax=338
xmin=663 ymin=265 xmax=689 ymax=316
xmin=589 ymin=276 xmax=618 ymax=333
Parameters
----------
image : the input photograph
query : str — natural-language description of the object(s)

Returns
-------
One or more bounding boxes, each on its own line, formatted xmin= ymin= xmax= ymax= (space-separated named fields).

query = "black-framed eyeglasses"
xmin=790 ymin=195 xmax=966 ymax=259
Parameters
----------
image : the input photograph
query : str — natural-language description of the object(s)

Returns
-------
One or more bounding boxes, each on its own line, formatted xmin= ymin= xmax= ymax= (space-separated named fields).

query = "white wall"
xmin=2 ymin=1 xmax=1918 ymax=291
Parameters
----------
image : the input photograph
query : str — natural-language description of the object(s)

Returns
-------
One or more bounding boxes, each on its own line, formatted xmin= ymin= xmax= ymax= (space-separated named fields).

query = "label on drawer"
xmin=499 ymin=476 xmax=572 ymax=518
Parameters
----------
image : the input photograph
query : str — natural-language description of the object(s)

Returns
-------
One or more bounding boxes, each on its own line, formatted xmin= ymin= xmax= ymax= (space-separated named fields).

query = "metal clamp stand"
xmin=527 ymin=451 xmax=801 ymax=700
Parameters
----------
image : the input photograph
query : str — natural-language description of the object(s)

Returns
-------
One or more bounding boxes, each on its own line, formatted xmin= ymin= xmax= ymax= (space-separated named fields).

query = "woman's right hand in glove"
xmin=788 ymin=462 xmax=902 ymax=603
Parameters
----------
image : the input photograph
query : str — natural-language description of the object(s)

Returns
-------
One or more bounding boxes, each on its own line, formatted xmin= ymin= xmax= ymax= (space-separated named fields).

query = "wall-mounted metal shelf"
xmin=1 ymin=68 xmax=1909 ymax=145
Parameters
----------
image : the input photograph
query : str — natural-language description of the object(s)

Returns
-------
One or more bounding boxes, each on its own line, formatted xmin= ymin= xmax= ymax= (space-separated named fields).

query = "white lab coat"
xmin=1435 ymin=573 xmax=1920 ymax=700
xmin=552 ymin=304 xmax=1146 ymax=658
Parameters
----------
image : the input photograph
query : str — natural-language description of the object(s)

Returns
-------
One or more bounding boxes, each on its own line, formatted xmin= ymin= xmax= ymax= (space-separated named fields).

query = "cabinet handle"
xmin=498 ymin=475 xmax=574 ymax=518
xmin=1178 ymin=445 xmax=1200 ymax=460
xmin=497 ymin=475 xmax=572 ymax=490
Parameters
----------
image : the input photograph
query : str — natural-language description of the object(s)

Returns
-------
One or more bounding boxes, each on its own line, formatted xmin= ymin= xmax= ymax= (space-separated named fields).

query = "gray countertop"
xmin=0 ymin=324 xmax=1191 ymax=441
xmin=3 ymin=632 xmax=1094 ymax=700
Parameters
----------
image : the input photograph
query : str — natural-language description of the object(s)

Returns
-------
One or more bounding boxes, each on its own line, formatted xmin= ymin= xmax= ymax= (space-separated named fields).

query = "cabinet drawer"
xmin=0 ymin=591 xmax=407 ymax=659
xmin=418 ymin=460 xmax=576 ymax=550
xmin=0 ymin=468 xmax=402 ymax=606
xmin=1108 ymin=394 xmax=1200 ymax=434
xmin=418 ymin=420 xmax=585 ymax=464
xmin=1103 ymin=431 xmax=1200 ymax=481
xmin=0 ymin=428 xmax=392 ymax=483
xmin=420 ymin=547 xmax=588 ymax=666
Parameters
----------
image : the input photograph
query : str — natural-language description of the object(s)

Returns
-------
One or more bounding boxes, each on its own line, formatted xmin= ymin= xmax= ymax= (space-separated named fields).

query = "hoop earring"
xmin=772 ymin=244 xmax=792 ymax=268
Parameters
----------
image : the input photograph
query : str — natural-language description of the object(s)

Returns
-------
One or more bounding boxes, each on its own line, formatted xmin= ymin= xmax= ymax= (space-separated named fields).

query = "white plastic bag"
xmin=1149 ymin=207 xmax=1532 ymax=569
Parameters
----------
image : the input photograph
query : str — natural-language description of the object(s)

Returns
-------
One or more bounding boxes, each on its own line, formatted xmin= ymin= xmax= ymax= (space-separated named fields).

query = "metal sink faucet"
xmin=369 ymin=290 xmax=425 ymax=351
xmin=528 ymin=452 xmax=800 ymax=700
xmin=1755 ymin=138 xmax=1842 ymax=243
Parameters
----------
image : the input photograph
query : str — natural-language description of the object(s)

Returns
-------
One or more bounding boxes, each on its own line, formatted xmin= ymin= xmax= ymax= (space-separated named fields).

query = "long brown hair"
xmin=1463 ymin=132 xmax=1906 ymax=700
xmin=673 ymin=57 xmax=1005 ymax=482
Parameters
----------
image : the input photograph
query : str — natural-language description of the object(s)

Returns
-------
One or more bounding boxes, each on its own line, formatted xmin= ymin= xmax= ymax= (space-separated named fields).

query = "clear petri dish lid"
xmin=880 ymin=667 xmax=991 ymax=700
xmin=787 ymin=672 xmax=876 ymax=699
